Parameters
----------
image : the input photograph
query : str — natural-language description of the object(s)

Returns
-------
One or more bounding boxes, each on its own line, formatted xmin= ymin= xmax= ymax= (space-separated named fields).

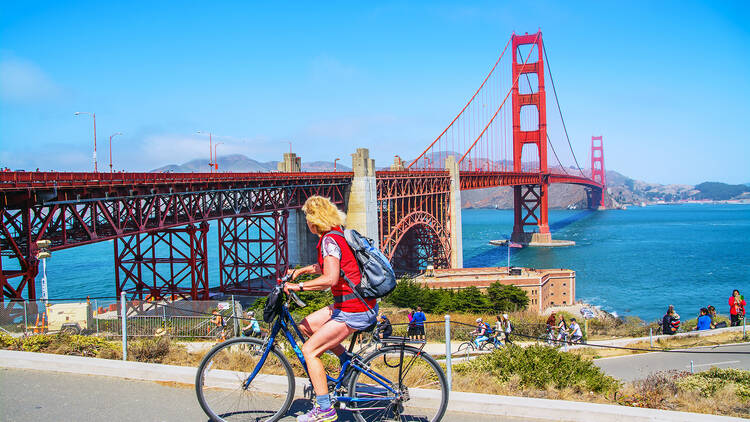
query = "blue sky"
xmin=1 ymin=1 xmax=748 ymax=184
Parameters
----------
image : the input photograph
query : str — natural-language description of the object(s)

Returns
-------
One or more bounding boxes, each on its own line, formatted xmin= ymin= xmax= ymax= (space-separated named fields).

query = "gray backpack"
xmin=329 ymin=229 xmax=397 ymax=300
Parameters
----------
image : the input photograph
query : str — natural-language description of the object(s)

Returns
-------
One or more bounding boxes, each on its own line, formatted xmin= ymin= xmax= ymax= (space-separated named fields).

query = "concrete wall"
xmin=345 ymin=148 xmax=378 ymax=246
xmin=446 ymin=156 xmax=463 ymax=268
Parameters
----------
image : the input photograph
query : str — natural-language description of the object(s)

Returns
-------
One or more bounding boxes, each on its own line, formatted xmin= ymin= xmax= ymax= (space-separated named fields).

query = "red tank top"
xmin=316 ymin=228 xmax=376 ymax=312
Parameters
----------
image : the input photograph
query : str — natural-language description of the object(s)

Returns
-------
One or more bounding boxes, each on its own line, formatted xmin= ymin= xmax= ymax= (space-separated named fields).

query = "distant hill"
xmin=151 ymin=154 xmax=350 ymax=173
xmin=693 ymin=182 xmax=750 ymax=200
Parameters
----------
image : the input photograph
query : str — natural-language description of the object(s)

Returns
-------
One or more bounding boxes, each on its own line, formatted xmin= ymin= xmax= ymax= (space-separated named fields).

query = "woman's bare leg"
xmin=298 ymin=305 xmax=346 ymax=356
xmin=302 ymin=319 xmax=355 ymax=397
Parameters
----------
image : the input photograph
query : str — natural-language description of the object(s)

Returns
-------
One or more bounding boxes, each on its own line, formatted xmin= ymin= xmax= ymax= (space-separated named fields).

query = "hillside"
xmin=151 ymin=154 xmax=351 ymax=173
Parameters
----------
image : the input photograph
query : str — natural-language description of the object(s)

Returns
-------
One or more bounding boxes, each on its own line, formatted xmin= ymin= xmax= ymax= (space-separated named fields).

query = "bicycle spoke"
xmin=196 ymin=338 xmax=294 ymax=422
xmin=348 ymin=346 xmax=448 ymax=422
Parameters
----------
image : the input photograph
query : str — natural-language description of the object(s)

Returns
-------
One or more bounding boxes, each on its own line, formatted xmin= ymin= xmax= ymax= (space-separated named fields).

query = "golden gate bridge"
xmin=0 ymin=31 xmax=606 ymax=306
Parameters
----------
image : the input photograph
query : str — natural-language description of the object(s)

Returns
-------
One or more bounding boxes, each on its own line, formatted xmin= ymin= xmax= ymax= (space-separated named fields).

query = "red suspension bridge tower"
xmin=511 ymin=32 xmax=551 ymax=244
xmin=590 ymin=135 xmax=606 ymax=209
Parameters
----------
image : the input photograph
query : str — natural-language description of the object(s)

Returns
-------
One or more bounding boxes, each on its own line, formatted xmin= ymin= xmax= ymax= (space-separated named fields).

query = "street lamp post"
xmin=74 ymin=112 xmax=98 ymax=172
xmin=214 ymin=142 xmax=224 ymax=172
xmin=197 ymin=131 xmax=213 ymax=173
xmin=334 ymin=158 xmax=340 ymax=172
xmin=109 ymin=132 xmax=123 ymax=172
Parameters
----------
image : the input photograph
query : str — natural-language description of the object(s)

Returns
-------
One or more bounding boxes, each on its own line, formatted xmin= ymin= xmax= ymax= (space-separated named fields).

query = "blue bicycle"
xmin=195 ymin=285 xmax=449 ymax=422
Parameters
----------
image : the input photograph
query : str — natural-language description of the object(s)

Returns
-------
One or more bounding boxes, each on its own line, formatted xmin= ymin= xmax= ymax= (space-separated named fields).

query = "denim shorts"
xmin=331 ymin=306 xmax=378 ymax=330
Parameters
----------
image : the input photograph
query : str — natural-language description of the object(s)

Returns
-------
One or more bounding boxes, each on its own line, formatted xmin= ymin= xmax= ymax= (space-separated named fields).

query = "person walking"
xmin=211 ymin=310 xmax=227 ymax=342
xmin=501 ymin=313 xmax=513 ymax=345
xmin=282 ymin=195 xmax=377 ymax=422
xmin=556 ymin=315 xmax=568 ymax=344
xmin=545 ymin=313 xmax=557 ymax=345
xmin=729 ymin=289 xmax=746 ymax=327
xmin=412 ymin=306 xmax=426 ymax=341
xmin=662 ymin=305 xmax=680 ymax=335
xmin=494 ymin=315 xmax=505 ymax=346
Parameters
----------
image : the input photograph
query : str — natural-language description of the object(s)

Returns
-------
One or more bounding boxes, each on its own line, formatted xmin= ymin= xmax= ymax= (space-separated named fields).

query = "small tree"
xmin=486 ymin=282 xmax=529 ymax=312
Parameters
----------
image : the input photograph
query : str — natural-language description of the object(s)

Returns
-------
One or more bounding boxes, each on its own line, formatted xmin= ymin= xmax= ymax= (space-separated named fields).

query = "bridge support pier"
xmin=346 ymin=148 xmax=378 ymax=246
xmin=446 ymin=156 xmax=463 ymax=268
xmin=114 ymin=222 xmax=210 ymax=300
xmin=218 ymin=211 xmax=288 ymax=296
xmin=511 ymin=184 xmax=553 ymax=245
xmin=0 ymin=208 xmax=39 ymax=309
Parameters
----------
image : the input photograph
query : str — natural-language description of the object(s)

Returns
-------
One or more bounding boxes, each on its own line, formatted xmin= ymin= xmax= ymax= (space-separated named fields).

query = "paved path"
xmin=594 ymin=342 xmax=750 ymax=382
xmin=0 ymin=368 xmax=524 ymax=422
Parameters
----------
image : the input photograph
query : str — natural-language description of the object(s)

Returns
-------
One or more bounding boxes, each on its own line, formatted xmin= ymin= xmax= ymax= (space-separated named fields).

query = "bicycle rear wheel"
xmin=195 ymin=337 xmax=295 ymax=422
xmin=347 ymin=345 xmax=448 ymax=422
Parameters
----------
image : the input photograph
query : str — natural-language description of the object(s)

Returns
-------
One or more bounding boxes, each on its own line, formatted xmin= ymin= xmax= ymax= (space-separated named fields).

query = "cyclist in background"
xmin=569 ymin=318 xmax=583 ymax=344
xmin=472 ymin=318 xmax=491 ymax=348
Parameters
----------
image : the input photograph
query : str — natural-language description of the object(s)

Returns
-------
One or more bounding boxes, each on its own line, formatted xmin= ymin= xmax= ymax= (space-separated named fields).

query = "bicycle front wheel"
xmin=195 ymin=337 xmax=295 ymax=422
xmin=347 ymin=345 xmax=448 ymax=422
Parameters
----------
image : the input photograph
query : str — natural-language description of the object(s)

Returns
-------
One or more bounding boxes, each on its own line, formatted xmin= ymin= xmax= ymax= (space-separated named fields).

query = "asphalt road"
xmin=593 ymin=342 xmax=750 ymax=382
xmin=0 ymin=368 xmax=524 ymax=422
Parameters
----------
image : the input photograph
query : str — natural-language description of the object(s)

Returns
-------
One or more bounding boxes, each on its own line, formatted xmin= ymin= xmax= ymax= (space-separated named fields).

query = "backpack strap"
xmin=326 ymin=230 xmax=374 ymax=312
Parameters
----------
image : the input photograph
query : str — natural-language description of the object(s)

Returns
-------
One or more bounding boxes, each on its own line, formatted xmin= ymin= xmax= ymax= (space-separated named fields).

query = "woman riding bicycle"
xmin=283 ymin=195 xmax=377 ymax=422
xmin=472 ymin=318 xmax=490 ymax=348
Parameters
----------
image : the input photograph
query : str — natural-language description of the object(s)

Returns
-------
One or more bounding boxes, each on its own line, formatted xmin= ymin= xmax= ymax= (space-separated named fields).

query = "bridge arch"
xmin=382 ymin=211 xmax=450 ymax=275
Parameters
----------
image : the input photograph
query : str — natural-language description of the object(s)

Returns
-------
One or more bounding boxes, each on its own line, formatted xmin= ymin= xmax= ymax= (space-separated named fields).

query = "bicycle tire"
xmin=347 ymin=344 xmax=448 ymax=422
xmin=195 ymin=337 xmax=295 ymax=422
xmin=480 ymin=340 xmax=499 ymax=351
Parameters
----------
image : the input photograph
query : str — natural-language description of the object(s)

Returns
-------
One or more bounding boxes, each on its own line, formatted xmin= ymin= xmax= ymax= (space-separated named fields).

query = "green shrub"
xmin=676 ymin=368 xmax=750 ymax=400
xmin=455 ymin=344 xmax=619 ymax=393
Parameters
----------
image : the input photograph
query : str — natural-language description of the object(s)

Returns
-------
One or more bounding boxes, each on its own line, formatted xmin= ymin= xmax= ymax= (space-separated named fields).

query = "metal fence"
xmin=0 ymin=296 xmax=263 ymax=340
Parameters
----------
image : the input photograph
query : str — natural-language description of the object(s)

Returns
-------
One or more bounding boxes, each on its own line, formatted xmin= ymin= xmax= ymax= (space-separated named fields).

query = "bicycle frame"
xmin=243 ymin=302 xmax=401 ymax=405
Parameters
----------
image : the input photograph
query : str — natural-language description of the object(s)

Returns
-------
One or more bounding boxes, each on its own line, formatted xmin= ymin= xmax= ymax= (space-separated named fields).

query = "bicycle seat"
xmin=353 ymin=322 xmax=377 ymax=335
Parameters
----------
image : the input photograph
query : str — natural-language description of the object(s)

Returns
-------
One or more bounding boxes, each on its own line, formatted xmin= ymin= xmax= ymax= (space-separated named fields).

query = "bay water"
xmin=34 ymin=204 xmax=749 ymax=322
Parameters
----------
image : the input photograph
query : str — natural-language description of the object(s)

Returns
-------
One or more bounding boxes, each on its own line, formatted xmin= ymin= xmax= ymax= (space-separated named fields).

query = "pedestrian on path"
xmin=729 ymin=289 xmax=746 ymax=327
xmin=501 ymin=314 xmax=513 ymax=345
xmin=407 ymin=310 xmax=416 ymax=339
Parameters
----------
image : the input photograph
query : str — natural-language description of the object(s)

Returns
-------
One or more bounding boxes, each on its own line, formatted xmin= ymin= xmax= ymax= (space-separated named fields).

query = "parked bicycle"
xmin=195 ymin=284 xmax=449 ymax=422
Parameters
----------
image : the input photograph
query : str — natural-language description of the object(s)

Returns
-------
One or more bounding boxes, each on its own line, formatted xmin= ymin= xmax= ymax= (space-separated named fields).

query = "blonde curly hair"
xmin=302 ymin=195 xmax=346 ymax=235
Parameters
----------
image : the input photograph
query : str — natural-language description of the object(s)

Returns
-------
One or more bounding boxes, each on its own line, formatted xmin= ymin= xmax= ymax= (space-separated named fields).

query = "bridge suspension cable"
xmin=458 ymin=32 xmax=541 ymax=167
xmin=543 ymin=42 xmax=586 ymax=177
xmin=408 ymin=37 xmax=512 ymax=170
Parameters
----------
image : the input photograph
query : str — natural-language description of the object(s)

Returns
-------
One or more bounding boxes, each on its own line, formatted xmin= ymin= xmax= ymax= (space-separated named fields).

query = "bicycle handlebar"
xmin=278 ymin=272 xmax=307 ymax=308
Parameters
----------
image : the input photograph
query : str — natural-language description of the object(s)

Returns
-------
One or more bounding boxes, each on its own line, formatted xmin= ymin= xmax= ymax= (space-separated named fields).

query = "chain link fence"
xmin=0 ymin=296 xmax=265 ymax=340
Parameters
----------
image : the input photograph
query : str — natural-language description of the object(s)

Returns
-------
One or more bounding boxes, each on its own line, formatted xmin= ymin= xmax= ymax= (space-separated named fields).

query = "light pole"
xmin=36 ymin=240 xmax=52 ymax=305
xmin=74 ymin=112 xmax=97 ymax=172
xmin=197 ymin=131 xmax=213 ymax=173
xmin=334 ymin=158 xmax=340 ymax=172
xmin=214 ymin=142 xmax=224 ymax=172
xmin=109 ymin=132 xmax=123 ymax=173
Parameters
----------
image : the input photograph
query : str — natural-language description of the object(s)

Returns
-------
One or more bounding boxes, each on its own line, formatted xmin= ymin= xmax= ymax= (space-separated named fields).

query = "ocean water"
xmin=462 ymin=204 xmax=750 ymax=321
xmin=29 ymin=204 xmax=750 ymax=322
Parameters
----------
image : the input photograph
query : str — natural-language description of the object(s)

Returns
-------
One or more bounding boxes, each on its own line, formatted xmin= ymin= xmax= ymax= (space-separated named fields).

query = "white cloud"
xmin=0 ymin=56 xmax=61 ymax=103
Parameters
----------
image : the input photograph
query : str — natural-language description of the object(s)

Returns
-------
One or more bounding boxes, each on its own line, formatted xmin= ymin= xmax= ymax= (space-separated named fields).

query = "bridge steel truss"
xmin=376 ymin=171 xmax=452 ymax=274
xmin=0 ymin=172 xmax=351 ymax=303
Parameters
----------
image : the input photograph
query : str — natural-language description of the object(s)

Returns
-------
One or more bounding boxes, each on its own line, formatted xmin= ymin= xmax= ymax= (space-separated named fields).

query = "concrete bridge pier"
xmin=446 ymin=156 xmax=463 ymax=268
xmin=345 ymin=148 xmax=378 ymax=246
